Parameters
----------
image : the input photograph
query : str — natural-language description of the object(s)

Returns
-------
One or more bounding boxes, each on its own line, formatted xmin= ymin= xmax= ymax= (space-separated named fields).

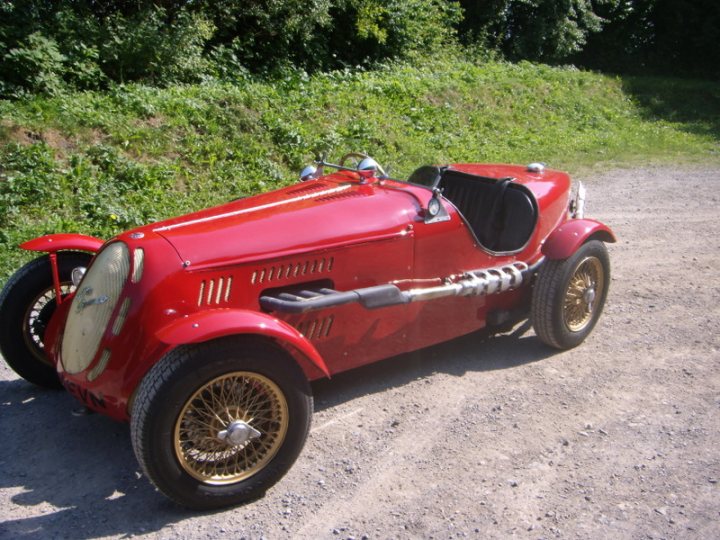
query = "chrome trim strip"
xmin=154 ymin=185 xmax=352 ymax=232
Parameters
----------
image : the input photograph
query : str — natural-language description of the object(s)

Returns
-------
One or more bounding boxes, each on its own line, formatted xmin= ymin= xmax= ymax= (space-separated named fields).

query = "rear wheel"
xmin=0 ymin=252 xmax=92 ymax=388
xmin=532 ymin=240 xmax=610 ymax=349
xmin=130 ymin=337 xmax=312 ymax=509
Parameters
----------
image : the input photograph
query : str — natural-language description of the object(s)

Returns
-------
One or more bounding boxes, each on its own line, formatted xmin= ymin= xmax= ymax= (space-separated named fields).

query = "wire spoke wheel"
xmin=23 ymin=283 xmax=74 ymax=366
xmin=132 ymin=338 xmax=312 ymax=509
xmin=0 ymin=252 xmax=91 ymax=388
xmin=174 ymin=371 xmax=289 ymax=484
xmin=532 ymin=240 xmax=610 ymax=350
xmin=563 ymin=256 xmax=604 ymax=333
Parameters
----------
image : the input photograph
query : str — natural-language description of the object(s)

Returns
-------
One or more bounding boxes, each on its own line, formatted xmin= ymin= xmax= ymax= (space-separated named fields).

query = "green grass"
xmin=1 ymin=56 xmax=719 ymax=285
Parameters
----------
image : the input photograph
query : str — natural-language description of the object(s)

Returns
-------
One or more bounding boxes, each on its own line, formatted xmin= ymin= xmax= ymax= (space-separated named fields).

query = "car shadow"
xmin=0 ymin=322 xmax=557 ymax=538
xmin=311 ymin=321 xmax=555 ymax=411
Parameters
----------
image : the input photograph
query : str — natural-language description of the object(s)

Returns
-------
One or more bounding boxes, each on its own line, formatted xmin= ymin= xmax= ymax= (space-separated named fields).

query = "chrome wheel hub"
xmin=218 ymin=420 xmax=261 ymax=447
xmin=583 ymin=287 xmax=596 ymax=307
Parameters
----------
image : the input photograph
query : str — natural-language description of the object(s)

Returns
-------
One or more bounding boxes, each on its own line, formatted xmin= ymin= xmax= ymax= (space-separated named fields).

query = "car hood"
xmin=149 ymin=173 xmax=418 ymax=269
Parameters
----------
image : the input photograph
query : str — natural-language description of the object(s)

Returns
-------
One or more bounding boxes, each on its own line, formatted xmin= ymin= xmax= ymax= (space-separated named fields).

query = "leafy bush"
xmin=98 ymin=7 xmax=214 ymax=84
xmin=0 ymin=3 xmax=215 ymax=96
xmin=0 ymin=33 xmax=67 ymax=96
xmin=458 ymin=0 xmax=611 ymax=62
xmin=325 ymin=0 xmax=463 ymax=67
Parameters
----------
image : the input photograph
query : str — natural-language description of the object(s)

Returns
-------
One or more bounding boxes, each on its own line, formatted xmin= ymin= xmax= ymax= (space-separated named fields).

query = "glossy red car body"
xmin=22 ymin=161 xmax=613 ymax=422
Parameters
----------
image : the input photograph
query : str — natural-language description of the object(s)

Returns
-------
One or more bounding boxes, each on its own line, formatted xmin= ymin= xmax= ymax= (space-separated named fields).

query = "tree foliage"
xmin=580 ymin=0 xmax=720 ymax=78
xmin=458 ymin=0 xmax=613 ymax=62
xmin=0 ymin=0 xmax=717 ymax=97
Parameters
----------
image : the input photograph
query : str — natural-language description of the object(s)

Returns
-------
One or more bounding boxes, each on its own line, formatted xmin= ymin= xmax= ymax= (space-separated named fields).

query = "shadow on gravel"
xmin=0 ymin=380 xmax=212 ymax=539
xmin=0 ymin=323 xmax=557 ymax=538
xmin=312 ymin=321 xmax=556 ymax=412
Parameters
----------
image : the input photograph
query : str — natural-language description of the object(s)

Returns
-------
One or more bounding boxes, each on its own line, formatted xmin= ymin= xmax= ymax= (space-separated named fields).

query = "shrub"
xmin=325 ymin=0 xmax=463 ymax=67
xmin=0 ymin=33 xmax=66 ymax=96
xmin=99 ymin=7 xmax=214 ymax=85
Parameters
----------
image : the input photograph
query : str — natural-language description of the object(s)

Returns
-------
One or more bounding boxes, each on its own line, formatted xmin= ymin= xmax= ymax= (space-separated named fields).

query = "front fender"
xmin=156 ymin=309 xmax=330 ymax=379
xmin=21 ymin=233 xmax=104 ymax=254
xmin=542 ymin=219 xmax=616 ymax=260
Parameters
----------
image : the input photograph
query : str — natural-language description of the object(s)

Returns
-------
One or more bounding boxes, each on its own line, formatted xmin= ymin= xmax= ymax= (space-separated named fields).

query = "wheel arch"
xmin=154 ymin=309 xmax=330 ymax=380
xmin=542 ymin=219 xmax=616 ymax=260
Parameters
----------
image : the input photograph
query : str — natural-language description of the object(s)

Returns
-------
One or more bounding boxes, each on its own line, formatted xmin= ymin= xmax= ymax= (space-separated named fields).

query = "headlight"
xmin=571 ymin=182 xmax=586 ymax=219
xmin=62 ymin=242 xmax=130 ymax=374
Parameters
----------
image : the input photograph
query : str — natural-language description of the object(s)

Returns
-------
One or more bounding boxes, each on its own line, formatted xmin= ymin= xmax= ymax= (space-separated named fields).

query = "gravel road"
xmin=1 ymin=165 xmax=719 ymax=539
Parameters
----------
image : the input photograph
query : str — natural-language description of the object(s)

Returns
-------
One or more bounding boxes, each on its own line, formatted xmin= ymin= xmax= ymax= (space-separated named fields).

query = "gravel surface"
xmin=1 ymin=165 xmax=719 ymax=539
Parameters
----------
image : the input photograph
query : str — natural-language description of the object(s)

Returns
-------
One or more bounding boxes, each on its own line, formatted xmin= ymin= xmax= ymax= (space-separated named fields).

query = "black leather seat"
xmin=438 ymin=170 xmax=537 ymax=252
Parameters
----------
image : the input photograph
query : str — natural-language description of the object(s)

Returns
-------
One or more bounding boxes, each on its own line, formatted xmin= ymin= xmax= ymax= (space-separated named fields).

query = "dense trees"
xmin=458 ymin=0 xmax=609 ymax=62
xmin=0 ymin=0 xmax=717 ymax=96
xmin=580 ymin=0 xmax=720 ymax=77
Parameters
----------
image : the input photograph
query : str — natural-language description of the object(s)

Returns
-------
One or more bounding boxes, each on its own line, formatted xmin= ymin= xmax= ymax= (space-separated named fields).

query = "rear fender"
xmin=542 ymin=219 xmax=616 ymax=260
xmin=156 ymin=309 xmax=330 ymax=379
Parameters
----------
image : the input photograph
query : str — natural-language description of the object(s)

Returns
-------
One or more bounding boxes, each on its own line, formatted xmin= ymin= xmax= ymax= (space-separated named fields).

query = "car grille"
xmin=61 ymin=243 xmax=130 ymax=375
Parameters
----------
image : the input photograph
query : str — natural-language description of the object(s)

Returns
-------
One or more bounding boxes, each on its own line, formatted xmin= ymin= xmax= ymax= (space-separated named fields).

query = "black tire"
xmin=130 ymin=337 xmax=313 ymax=510
xmin=532 ymin=240 xmax=610 ymax=349
xmin=0 ymin=251 xmax=92 ymax=388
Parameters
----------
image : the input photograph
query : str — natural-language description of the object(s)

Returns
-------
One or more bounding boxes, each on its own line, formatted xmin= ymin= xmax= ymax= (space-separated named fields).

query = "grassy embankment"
xmin=0 ymin=57 xmax=718 ymax=284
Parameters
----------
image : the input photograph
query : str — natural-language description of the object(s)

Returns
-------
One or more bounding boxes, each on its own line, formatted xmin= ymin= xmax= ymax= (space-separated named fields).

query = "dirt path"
xmin=1 ymin=165 xmax=719 ymax=539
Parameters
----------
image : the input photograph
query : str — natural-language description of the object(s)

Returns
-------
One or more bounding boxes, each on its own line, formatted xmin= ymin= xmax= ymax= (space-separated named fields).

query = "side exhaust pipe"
xmin=260 ymin=260 xmax=540 ymax=314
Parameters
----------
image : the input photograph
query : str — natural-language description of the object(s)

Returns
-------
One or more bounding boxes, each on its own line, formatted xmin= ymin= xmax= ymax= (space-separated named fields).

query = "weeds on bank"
xmin=0 ymin=57 xmax=718 ymax=284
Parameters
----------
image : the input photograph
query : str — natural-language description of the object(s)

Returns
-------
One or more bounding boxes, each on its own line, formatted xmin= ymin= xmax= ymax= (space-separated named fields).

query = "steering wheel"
xmin=338 ymin=152 xmax=388 ymax=177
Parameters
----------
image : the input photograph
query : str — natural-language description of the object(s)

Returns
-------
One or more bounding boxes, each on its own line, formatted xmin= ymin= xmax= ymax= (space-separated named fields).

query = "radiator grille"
xmin=251 ymin=257 xmax=334 ymax=285
xmin=62 ymin=242 xmax=129 ymax=375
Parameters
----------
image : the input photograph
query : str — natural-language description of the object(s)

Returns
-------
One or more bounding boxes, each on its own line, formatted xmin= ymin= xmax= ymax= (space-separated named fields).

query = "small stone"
xmin=509 ymin=480 xmax=518 ymax=487
xmin=599 ymin=429 xmax=608 ymax=435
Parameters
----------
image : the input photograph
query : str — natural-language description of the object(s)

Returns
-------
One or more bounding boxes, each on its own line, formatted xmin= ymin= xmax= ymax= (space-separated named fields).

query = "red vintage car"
xmin=0 ymin=153 xmax=614 ymax=509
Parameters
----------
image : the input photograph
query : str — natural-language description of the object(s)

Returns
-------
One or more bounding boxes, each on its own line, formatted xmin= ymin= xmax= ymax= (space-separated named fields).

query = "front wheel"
xmin=0 ymin=252 xmax=92 ymax=388
xmin=130 ymin=337 xmax=313 ymax=510
xmin=532 ymin=240 xmax=610 ymax=349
